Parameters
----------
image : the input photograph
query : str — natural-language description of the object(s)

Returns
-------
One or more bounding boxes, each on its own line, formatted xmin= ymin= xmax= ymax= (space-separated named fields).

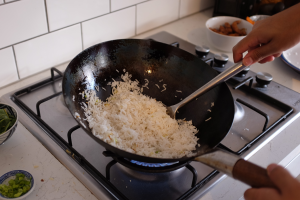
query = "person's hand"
xmin=233 ymin=3 xmax=300 ymax=66
xmin=244 ymin=164 xmax=300 ymax=200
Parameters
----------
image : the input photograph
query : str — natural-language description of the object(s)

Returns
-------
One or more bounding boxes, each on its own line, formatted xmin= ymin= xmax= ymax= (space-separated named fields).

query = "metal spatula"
xmin=166 ymin=61 xmax=246 ymax=119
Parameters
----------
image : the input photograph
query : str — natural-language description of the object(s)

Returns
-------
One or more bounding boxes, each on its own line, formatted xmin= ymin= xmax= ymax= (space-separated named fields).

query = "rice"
xmin=83 ymin=72 xmax=198 ymax=158
xmin=161 ymin=84 xmax=167 ymax=92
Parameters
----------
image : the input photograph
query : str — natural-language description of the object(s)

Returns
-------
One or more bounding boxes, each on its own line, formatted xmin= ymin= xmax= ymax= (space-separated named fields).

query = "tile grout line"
xmin=12 ymin=46 xmax=20 ymax=80
xmin=80 ymin=23 xmax=84 ymax=50
xmin=44 ymin=0 xmax=50 ymax=32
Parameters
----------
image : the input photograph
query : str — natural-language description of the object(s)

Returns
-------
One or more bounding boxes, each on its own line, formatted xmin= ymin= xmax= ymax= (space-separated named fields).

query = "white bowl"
xmin=205 ymin=16 xmax=253 ymax=52
xmin=0 ymin=170 xmax=35 ymax=200
xmin=0 ymin=103 xmax=18 ymax=145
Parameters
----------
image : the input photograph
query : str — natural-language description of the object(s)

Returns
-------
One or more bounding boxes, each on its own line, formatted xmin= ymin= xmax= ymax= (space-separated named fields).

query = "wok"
xmin=63 ymin=39 xmax=276 ymax=188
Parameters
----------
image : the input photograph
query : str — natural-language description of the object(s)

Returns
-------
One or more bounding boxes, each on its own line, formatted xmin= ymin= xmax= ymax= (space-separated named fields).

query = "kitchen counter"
xmin=1 ymin=8 xmax=300 ymax=200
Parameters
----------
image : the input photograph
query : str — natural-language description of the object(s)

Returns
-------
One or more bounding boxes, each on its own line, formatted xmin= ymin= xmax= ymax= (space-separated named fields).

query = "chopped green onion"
xmin=0 ymin=173 xmax=31 ymax=198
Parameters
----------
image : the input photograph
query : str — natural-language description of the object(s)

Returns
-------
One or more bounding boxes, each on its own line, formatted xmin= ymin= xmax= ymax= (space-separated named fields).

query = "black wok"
xmin=63 ymin=39 xmax=276 ymax=188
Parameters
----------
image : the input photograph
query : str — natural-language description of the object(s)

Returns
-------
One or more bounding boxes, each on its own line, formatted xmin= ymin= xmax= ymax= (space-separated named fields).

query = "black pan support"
xmin=11 ymin=63 xmax=293 ymax=200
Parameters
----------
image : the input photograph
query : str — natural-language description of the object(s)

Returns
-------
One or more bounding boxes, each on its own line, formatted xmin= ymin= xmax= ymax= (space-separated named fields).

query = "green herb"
xmin=0 ymin=109 xmax=16 ymax=135
xmin=0 ymin=173 xmax=31 ymax=198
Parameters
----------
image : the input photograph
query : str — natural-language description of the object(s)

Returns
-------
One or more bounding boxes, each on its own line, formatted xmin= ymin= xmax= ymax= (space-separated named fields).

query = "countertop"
xmin=1 ymin=8 xmax=300 ymax=200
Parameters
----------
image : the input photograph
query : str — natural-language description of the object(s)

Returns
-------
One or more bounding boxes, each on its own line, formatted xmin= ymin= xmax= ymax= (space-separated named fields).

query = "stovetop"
xmin=1 ymin=32 xmax=300 ymax=200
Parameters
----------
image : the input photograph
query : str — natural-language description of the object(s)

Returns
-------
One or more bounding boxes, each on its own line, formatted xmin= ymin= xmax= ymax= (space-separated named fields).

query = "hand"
xmin=233 ymin=3 xmax=300 ymax=66
xmin=244 ymin=164 xmax=300 ymax=200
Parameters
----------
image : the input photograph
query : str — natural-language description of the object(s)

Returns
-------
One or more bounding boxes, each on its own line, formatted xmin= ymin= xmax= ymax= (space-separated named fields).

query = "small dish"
xmin=205 ymin=16 xmax=253 ymax=52
xmin=0 ymin=170 xmax=34 ymax=200
xmin=281 ymin=42 xmax=300 ymax=73
xmin=0 ymin=103 xmax=18 ymax=145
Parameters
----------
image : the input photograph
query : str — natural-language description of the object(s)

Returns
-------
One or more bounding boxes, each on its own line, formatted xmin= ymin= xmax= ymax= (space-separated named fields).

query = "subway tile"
xmin=180 ymin=0 xmax=215 ymax=18
xmin=137 ymin=0 xmax=180 ymax=34
xmin=82 ymin=7 xmax=135 ymax=49
xmin=111 ymin=0 xmax=146 ymax=11
xmin=14 ymin=25 xmax=82 ymax=79
xmin=0 ymin=47 xmax=18 ymax=87
xmin=0 ymin=0 xmax=48 ymax=49
xmin=46 ymin=0 xmax=109 ymax=31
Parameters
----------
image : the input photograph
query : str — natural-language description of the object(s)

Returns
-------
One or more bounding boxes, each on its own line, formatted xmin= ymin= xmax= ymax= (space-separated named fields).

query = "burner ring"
xmin=103 ymin=151 xmax=190 ymax=173
xmin=129 ymin=160 xmax=179 ymax=167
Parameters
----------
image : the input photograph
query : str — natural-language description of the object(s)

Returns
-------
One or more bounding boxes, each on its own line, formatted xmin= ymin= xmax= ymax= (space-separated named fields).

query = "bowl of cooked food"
xmin=205 ymin=16 xmax=253 ymax=52
xmin=0 ymin=170 xmax=34 ymax=199
xmin=0 ymin=103 xmax=18 ymax=145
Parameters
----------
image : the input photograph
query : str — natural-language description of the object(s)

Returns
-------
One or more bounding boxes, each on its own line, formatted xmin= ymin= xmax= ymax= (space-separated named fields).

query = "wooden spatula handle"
xmin=232 ymin=159 xmax=278 ymax=189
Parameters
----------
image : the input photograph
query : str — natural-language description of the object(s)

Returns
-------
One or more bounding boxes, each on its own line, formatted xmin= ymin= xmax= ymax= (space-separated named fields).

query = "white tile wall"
xmin=0 ymin=47 xmax=18 ymax=87
xmin=46 ymin=0 xmax=110 ymax=31
xmin=137 ymin=0 xmax=180 ymax=34
xmin=0 ymin=0 xmax=214 ymax=87
xmin=180 ymin=0 xmax=215 ymax=18
xmin=111 ymin=0 xmax=146 ymax=11
xmin=82 ymin=7 xmax=135 ymax=49
xmin=4 ymin=0 xmax=17 ymax=2
xmin=14 ymin=25 xmax=82 ymax=79
xmin=0 ymin=0 xmax=48 ymax=49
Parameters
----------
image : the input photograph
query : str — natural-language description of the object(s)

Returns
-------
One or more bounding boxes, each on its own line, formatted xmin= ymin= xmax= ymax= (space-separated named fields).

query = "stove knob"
xmin=235 ymin=67 xmax=250 ymax=77
xmin=256 ymin=72 xmax=273 ymax=87
xmin=195 ymin=45 xmax=210 ymax=58
xmin=214 ymin=54 xmax=229 ymax=67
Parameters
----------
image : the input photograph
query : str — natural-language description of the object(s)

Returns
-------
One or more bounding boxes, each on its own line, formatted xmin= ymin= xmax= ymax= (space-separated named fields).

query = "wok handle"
xmin=194 ymin=148 xmax=278 ymax=189
xmin=232 ymin=159 xmax=277 ymax=189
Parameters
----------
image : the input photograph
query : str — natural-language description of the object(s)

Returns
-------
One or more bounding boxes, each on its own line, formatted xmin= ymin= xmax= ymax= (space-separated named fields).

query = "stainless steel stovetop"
xmin=1 ymin=32 xmax=300 ymax=200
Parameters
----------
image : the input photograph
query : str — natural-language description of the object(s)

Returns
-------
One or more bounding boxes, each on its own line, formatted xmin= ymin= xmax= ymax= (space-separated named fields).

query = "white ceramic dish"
xmin=281 ymin=43 xmax=300 ymax=73
xmin=205 ymin=16 xmax=253 ymax=52
xmin=0 ymin=170 xmax=34 ymax=200
xmin=0 ymin=103 xmax=18 ymax=145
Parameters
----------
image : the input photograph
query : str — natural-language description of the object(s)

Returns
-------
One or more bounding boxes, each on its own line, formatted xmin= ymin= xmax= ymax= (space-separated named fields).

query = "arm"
xmin=233 ymin=3 xmax=300 ymax=66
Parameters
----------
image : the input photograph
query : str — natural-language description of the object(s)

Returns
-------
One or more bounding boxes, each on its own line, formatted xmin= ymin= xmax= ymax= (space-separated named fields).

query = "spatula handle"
xmin=175 ymin=61 xmax=246 ymax=110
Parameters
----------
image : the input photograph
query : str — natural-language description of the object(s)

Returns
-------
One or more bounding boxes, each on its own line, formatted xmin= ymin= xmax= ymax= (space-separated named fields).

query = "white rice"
xmin=84 ymin=72 xmax=198 ymax=158
xmin=161 ymin=84 xmax=167 ymax=92
xmin=205 ymin=117 xmax=211 ymax=122
xmin=155 ymin=84 xmax=160 ymax=89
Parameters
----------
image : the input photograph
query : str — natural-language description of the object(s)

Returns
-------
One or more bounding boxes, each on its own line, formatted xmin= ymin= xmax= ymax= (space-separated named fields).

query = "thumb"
xmin=242 ymin=42 xmax=276 ymax=66
xmin=267 ymin=164 xmax=300 ymax=194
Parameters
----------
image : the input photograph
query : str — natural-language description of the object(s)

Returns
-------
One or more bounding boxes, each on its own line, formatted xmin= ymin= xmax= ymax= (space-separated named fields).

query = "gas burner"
xmin=102 ymin=151 xmax=190 ymax=173
xmin=130 ymin=160 xmax=178 ymax=167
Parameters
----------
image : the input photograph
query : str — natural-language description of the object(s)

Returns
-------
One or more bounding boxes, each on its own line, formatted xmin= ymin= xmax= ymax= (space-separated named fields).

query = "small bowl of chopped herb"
xmin=0 ymin=170 xmax=34 ymax=199
xmin=0 ymin=103 xmax=18 ymax=145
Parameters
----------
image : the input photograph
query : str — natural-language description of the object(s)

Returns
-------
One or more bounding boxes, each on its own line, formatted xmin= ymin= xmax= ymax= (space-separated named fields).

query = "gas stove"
xmin=1 ymin=32 xmax=300 ymax=200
